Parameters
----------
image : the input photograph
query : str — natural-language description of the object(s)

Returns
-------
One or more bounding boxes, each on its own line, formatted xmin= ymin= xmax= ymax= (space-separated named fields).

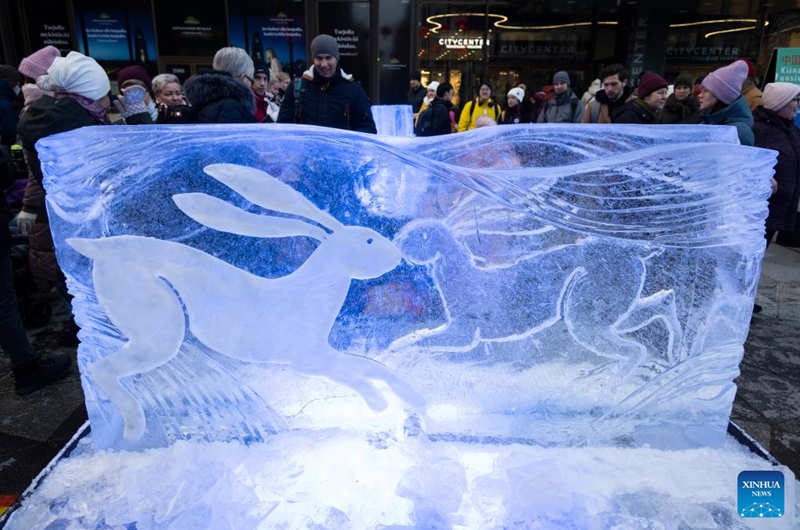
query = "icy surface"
xmin=37 ymin=124 xmax=775 ymax=452
xmin=372 ymin=104 xmax=414 ymax=136
xmin=4 ymin=431 xmax=798 ymax=529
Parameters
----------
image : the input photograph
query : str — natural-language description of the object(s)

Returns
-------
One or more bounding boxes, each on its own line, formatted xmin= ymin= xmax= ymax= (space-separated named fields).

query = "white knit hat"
xmin=761 ymin=82 xmax=800 ymax=112
xmin=426 ymin=81 xmax=439 ymax=93
xmin=507 ymin=87 xmax=525 ymax=103
xmin=44 ymin=51 xmax=109 ymax=101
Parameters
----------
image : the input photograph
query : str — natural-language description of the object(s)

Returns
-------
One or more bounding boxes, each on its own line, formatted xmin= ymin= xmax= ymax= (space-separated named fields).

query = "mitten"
xmin=114 ymin=86 xmax=149 ymax=118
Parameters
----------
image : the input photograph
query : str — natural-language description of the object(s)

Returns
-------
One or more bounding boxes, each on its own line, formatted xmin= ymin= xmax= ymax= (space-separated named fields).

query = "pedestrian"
xmin=407 ymin=70 xmax=425 ymax=114
xmin=17 ymin=45 xmax=60 ymax=109
xmin=415 ymin=81 xmax=438 ymax=126
xmin=612 ymin=72 xmax=668 ymax=124
xmin=115 ymin=64 xmax=158 ymax=123
xmin=458 ymin=82 xmax=501 ymax=132
xmin=538 ymin=71 xmax=584 ymax=123
xmin=660 ymin=71 xmax=701 ymax=124
xmin=699 ymin=60 xmax=754 ymax=146
xmin=0 ymin=145 xmax=71 ymax=395
xmin=266 ymin=48 xmax=282 ymax=80
xmin=739 ymin=58 xmax=762 ymax=111
xmin=0 ymin=66 xmax=22 ymax=147
xmin=582 ymin=64 xmax=633 ymax=123
xmin=500 ymin=87 xmax=526 ymax=124
xmin=251 ymin=64 xmax=270 ymax=122
xmin=17 ymin=51 xmax=151 ymax=346
xmin=277 ymin=34 xmax=376 ymax=133
xmin=182 ymin=47 xmax=257 ymax=123
xmin=753 ymin=82 xmax=800 ymax=245
xmin=582 ymin=78 xmax=601 ymax=104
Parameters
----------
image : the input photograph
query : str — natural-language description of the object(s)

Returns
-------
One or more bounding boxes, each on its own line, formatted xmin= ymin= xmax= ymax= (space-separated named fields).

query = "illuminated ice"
xmin=37 ymin=123 xmax=775 ymax=454
xmin=372 ymin=104 xmax=414 ymax=136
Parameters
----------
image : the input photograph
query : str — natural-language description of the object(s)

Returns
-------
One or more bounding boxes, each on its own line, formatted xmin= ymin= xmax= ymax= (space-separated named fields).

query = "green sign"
xmin=775 ymin=47 xmax=800 ymax=84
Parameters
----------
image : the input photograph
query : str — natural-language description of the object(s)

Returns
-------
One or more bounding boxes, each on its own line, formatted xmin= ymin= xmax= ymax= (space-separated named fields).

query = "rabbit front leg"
xmin=330 ymin=352 xmax=427 ymax=410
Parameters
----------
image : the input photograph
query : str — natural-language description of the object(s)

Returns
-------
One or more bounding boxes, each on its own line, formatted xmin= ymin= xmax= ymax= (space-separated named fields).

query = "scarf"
xmin=55 ymin=91 xmax=111 ymax=125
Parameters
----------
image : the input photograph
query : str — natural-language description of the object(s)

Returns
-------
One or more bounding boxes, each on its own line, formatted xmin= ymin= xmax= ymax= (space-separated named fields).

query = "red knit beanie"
xmin=637 ymin=72 xmax=668 ymax=99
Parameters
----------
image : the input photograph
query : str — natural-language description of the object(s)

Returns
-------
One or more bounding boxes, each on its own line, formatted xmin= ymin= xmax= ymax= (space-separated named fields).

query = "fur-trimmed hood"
xmin=184 ymin=73 xmax=256 ymax=115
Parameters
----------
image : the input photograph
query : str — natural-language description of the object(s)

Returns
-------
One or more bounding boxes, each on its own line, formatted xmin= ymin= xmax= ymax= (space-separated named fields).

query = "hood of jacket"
xmin=302 ymin=66 xmax=354 ymax=83
xmin=184 ymin=73 xmax=256 ymax=114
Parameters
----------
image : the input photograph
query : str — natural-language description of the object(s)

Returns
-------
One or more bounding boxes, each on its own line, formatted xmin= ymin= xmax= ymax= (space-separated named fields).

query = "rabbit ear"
xmin=203 ymin=164 xmax=344 ymax=232
xmin=173 ymin=193 xmax=329 ymax=241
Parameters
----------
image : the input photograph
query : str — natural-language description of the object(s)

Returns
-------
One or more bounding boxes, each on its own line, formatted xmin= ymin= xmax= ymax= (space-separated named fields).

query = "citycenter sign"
xmin=439 ymin=37 xmax=488 ymax=49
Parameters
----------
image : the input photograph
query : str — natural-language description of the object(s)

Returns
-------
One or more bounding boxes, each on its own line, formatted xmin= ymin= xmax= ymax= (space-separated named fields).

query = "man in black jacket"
xmin=278 ymin=34 xmax=376 ymax=133
xmin=407 ymin=70 xmax=425 ymax=114
xmin=425 ymin=82 xmax=457 ymax=136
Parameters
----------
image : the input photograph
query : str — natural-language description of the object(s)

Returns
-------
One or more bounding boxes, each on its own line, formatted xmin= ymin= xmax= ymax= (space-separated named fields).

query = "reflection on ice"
xmin=37 ymin=124 xmax=775 ymax=453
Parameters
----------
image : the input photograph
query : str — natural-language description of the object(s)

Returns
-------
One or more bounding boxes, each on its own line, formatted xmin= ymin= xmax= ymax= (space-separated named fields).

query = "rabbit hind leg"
xmin=89 ymin=273 xmax=187 ymax=441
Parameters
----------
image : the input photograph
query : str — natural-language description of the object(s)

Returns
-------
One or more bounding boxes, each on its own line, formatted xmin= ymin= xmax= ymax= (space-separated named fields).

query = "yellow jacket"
xmin=457 ymin=98 xmax=501 ymax=132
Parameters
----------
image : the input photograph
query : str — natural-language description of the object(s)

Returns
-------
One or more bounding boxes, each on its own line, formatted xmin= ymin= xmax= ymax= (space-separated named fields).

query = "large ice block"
xmin=38 ymin=124 xmax=774 ymax=452
xmin=372 ymin=104 xmax=414 ymax=136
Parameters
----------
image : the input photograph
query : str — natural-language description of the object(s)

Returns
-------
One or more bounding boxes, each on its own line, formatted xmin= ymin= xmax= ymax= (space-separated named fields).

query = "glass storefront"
xmin=0 ymin=0 xmax=797 ymax=104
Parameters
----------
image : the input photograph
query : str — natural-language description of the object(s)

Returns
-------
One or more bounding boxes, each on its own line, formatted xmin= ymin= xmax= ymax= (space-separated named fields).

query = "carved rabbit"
xmin=69 ymin=163 xmax=425 ymax=441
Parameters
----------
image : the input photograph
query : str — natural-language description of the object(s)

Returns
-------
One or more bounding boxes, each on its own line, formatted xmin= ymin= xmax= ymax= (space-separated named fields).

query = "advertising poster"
xmin=153 ymin=2 xmax=227 ymax=58
xmin=228 ymin=3 xmax=307 ymax=79
xmin=775 ymin=47 xmax=800 ymax=85
xmin=26 ymin=0 xmax=74 ymax=55
xmin=75 ymin=10 xmax=157 ymax=67
xmin=318 ymin=2 xmax=372 ymax=97
xmin=377 ymin=0 xmax=411 ymax=104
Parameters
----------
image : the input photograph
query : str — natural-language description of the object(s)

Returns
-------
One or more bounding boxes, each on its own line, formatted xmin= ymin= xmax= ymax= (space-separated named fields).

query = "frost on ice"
xmin=38 ymin=124 xmax=775 ymax=452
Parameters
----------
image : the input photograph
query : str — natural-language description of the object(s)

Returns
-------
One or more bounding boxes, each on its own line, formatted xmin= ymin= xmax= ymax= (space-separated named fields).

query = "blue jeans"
xmin=0 ymin=247 xmax=37 ymax=367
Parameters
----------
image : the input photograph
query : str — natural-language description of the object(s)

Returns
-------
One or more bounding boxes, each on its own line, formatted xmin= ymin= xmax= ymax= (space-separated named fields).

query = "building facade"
xmin=0 ymin=0 xmax=797 ymax=105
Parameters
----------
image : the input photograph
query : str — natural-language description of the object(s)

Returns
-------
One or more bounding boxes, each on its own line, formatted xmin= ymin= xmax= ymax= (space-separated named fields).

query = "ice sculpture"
xmin=372 ymin=104 xmax=414 ymax=136
xmin=39 ymin=124 xmax=775 ymax=452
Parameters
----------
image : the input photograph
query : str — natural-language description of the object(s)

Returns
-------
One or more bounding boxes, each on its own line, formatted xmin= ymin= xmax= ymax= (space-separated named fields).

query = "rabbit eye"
xmin=366 ymin=238 xmax=374 ymax=245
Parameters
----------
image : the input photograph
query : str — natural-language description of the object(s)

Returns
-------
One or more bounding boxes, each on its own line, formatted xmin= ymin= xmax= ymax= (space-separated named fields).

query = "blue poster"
xmin=229 ymin=6 xmax=307 ymax=78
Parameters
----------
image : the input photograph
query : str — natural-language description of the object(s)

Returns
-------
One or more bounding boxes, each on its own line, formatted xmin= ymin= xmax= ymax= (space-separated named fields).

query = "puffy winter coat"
xmin=183 ymin=73 xmax=256 ymax=124
xmin=611 ymin=98 xmax=659 ymax=124
xmin=660 ymin=94 xmax=701 ymax=125
xmin=701 ymin=95 xmax=754 ymax=146
xmin=16 ymin=96 xmax=97 ymax=280
xmin=457 ymin=98 xmax=501 ymax=132
xmin=277 ymin=67 xmax=376 ymax=134
xmin=753 ymin=106 xmax=800 ymax=232
xmin=537 ymin=90 xmax=584 ymax=123
xmin=0 ymin=79 xmax=19 ymax=147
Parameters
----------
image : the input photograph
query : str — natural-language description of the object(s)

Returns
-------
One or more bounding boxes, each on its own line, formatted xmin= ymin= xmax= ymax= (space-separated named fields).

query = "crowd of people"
xmin=0 ymin=35 xmax=798 ymax=395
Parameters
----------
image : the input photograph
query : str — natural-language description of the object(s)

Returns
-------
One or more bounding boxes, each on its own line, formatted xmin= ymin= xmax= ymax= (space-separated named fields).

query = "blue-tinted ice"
xmin=39 ymin=124 xmax=775 ymax=452
xmin=372 ymin=104 xmax=414 ymax=136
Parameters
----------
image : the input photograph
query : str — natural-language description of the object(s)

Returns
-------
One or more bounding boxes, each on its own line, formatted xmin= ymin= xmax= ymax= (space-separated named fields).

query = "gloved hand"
xmin=16 ymin=210 xmax=37 ymax=236
xmin=113 ymin=85 xmax=149 ymax=118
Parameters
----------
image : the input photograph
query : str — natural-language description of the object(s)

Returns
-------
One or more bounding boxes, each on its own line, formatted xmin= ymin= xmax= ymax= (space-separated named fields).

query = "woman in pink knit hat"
xmin=698 ymin=60 xmax=754 ymax=145
xmin=17 ymin=46 xmax=61 ymax=107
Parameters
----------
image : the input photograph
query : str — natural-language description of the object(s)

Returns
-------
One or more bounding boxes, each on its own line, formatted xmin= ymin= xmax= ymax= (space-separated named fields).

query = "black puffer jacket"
xmin=183 ymin=73 xmax=256 ymax=124
xmin=660 ymin=93 xmax=701 ymax=124
xmin=278 ymin=67 xmax=376 ymax=134
xmin=753 ymin=106 xmax=800 ymax=232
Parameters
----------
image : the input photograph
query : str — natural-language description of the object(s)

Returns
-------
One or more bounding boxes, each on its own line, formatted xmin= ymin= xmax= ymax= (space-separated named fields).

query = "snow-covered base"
xmin=5 ymin=429 xmax=798 ymax=529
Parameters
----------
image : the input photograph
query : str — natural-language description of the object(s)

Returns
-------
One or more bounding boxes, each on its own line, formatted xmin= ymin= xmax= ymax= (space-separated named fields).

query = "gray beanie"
xmin=553 ymin=71 xmax=570 ymax=86
xmin=311 ymin=34 xmax=340 ymax=61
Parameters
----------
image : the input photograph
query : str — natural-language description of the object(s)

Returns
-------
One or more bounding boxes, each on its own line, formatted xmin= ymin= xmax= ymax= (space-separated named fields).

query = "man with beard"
xmin=582 ymin=63 xmax=633 ymax=124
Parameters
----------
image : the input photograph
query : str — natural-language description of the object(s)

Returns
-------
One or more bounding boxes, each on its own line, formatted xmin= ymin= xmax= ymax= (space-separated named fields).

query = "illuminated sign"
xmin=439 ymin=37 xmax=488 ymax=49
